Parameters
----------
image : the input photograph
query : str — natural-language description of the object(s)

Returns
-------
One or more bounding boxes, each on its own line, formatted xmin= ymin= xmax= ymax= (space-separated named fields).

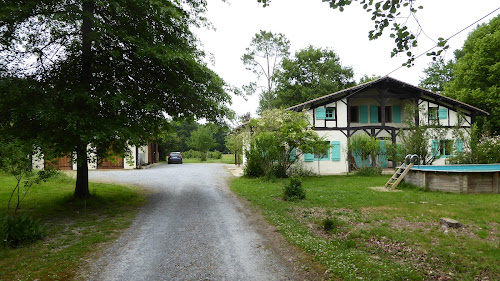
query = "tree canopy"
xmin=444 ymin=14 xmax=500 ymax=134
xmin=418 ymin=58 xmax=454 ymax=94
xmin=241 ymin=30 xmax=290 ymax=113
xmin=273 ymin=45 xmax=355 ymax=108
xmin=0 ymin=1 xmax=231 ymax=197
xmin=188 ymin=125 xmax=217 ymax=161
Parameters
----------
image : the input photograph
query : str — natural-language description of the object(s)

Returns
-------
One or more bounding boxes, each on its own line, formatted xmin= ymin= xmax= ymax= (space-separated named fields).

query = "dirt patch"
xmin=364 ymin=236 xmax=454 ymax=280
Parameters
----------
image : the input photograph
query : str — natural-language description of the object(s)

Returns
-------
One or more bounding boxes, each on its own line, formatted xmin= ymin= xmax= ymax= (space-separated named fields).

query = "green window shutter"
xmin=431 ymin=140 xmax=440 ymax=157
xmin=438 ymin=108 xmax=448 ymax=119
xmin=331 ymin=141 xmax=341 ymax=161
xmin=359 ymin=105 xmax=368 ymax=123
xmin=393 ymin=105 xmax=401 ymax=123
xmin=304 ymin=153 xmax=314 ymax=162
xmin=289 ymin=148 xmax=296 ymax=161
xmin=370 ymin=105 xmax=379 ymax=123
xmin=455 ymin=140 xmax=464 ymax=153
xmin=316 ymin=108 xmax=326 ymax=120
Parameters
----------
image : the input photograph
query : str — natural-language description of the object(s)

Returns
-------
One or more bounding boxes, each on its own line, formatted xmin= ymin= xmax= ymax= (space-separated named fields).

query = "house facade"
xmin=285 ymin=76 xmax=488 ymax=174
xmin=32 ymin=143 xmax=159 ymax=170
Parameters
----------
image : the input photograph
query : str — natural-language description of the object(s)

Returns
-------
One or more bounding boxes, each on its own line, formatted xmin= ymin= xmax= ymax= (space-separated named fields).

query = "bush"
xmin=208 ymin=151 xmax=222 ymax=159
xmin=354 ymin=166 xmax=382 ymax=176
xmin=0 ymin=215 xmax=46 ymax=248
xmin=283 ymin=177 xmax=306 ymax=201
xmin=181 ymin=149 xmax=199 ymax=159
xmin=323 ymin=216 xmax=342 ymax=233
xmin=244 ymin=146 xmax=265 ymax=177
xmin=287 ymin=162 xmax=315 ymax=177
xmin=447 ymin=135 xmax=500 ymax=164
xmin=269 ymin=164 xmax=288 ymax=179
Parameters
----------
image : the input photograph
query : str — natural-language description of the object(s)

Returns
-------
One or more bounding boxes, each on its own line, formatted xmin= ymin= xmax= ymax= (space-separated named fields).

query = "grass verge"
xmin=0 ymin=172 xmax=145 ymax=280
xmin=231 ymin=175 xmax=500 ymax=280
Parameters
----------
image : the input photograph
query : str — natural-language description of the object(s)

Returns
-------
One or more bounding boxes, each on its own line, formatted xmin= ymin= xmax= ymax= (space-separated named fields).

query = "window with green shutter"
xmin=438 ymin=108 xmax=448 ymax=120
xmin=455 ymin=140 xmax=464 ymax=154
xmin=304 ymin=153 xmax=314 ymax=162
xmin=316 ymin=108 xmax=326 ymax=120
xmin=370 ymin=105 xmax=379 ymax=123
xmin=331 ymin=141 xmax=341 ymax=161
xmin=431 ymin=140 xmax=440 ymax=157
xmin=314 ymin=141 xmax=330 ymax=161
xmin=289 ymin=148 xmax=296 ymax=161
xmin=360 ymin=105 xmax=368 ymax=123
xmin=393 ymin=105 xmax=401 ymax=123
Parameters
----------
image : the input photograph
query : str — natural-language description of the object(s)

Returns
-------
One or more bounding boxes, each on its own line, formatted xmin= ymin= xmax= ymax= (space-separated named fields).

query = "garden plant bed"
xmin=231 ymin=175 xmax=500 ymax=280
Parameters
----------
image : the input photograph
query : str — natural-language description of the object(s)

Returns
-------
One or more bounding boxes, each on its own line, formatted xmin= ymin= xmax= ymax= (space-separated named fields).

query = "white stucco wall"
xmin=31 ymin=152 xmax=45 ymax=170
xmin=298 ymin=130 xmax=349 ymax=175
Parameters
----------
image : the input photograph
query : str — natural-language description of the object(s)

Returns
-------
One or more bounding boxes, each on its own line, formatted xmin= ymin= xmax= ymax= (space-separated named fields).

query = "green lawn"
xmin=176 ymin=153 xmax=237 ymax=164
xmin=231 ymin=175 xmax=500 ymax=280
xmin=0 ymin=172 xmax=145 ymax=280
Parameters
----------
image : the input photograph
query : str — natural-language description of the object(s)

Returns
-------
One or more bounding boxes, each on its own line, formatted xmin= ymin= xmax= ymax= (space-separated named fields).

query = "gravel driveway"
xmin=85 ymin=163 xmax=294 ymax=281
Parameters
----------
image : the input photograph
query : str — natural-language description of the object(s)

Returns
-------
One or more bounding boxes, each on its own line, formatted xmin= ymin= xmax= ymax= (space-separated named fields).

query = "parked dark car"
xmin=168 ymin=152 xmax=182 ymax=164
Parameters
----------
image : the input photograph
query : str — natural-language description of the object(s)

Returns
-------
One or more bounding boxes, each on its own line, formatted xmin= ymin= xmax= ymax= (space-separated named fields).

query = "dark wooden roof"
xmin=286 ymin=76 xmax=489 ymax=116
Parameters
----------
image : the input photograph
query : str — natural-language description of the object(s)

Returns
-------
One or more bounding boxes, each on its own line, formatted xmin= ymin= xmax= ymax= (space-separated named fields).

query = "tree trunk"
xmin=73 ymin=1 xmax=93 ymax=199
xmin=75 ymin=146 xmax=90 ymax=199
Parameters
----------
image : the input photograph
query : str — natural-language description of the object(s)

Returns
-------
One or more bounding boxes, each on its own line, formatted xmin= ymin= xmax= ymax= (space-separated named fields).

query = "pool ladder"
xmin=385 ymin=154 xmax=418 ymax=190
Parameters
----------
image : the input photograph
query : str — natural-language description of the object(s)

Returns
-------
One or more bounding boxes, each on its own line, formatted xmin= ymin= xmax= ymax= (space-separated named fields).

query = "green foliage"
xmin=242 ymin=30 xmax=290 ymax=112
xmin=0 ymin=1 xmax=231 ymax=198
xmin=323 ymin=217 xmax=341 ymax=233
xmin=273 ymin=45 xmax=355 ymax=108
xmin=397 ymin=104 xmax=447 ymax=165
xmin=181 ymin=149 xmax=199 ymax=159
xmin=181 ymin=150 xmax=222 ymax=160
xmin=358 ymin=74 xmax=381 ymax=84
xmin=243 ymin=144 xmax=266 ymax=177
xmin=0 ymin=215 xmax=46 ymax=248
xmin=444 ymin=15 xmax=500 ymax=134
xmin=0 ymin=139 xmax=57 ymax=215
xmin=225 ymin=131 xmax=244 ymax=165
xmin=355 ymin=166 xmax=382 ymax=176
xmin=157 ymin=122 xmax=181 ymax=161
xmin=419 ymin=58 xmax=455 ymax=93
xmin=348 ymin=134 xmax=380 ymax=169
xmin=447 ymin=134 xmax=500 ymax=164
xmin=188 ymin=125 xmax=217 ymax=161
xmin=242 ymin=109 xmax=323 ymax=178
xmin=283 ymin=177 xmax=306 ymax=201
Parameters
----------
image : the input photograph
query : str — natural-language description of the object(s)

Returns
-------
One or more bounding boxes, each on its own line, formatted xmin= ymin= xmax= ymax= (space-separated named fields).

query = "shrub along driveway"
xmin=85 ymin=163 xmax=315 ymax=280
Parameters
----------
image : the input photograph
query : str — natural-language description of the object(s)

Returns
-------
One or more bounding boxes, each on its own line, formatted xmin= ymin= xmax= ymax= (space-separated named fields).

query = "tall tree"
xmin=419 ymin=58 xmax=454 ymax=93
xmin=188 ymin=125 xmax=217 ymax=161
xmin=273 ymin=45 xmax=355 ymax=108
xmin=444 ymin=15 xmax=500 ymax=134
xmin=241 ymin=30 xmax=290 ymax=113
xmin=0 ymin=1 xmax=231 ymax=198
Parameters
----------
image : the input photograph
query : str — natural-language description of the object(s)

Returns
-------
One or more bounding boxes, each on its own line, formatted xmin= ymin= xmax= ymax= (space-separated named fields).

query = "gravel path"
xmin=86 ymin=163 xmax=293 ymax=281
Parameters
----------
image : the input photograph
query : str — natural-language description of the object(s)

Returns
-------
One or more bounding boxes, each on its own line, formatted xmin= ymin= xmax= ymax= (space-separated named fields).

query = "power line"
xmin=386 ymin=6 xmax=500 ymax=77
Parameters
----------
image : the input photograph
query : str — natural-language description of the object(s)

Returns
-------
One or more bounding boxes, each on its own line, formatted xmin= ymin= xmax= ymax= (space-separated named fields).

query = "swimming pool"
xmin=404 ymin=164 xmax=500 ymax=193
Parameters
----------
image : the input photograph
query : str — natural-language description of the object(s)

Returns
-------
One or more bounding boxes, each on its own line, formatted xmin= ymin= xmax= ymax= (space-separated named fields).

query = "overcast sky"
xmin=194 ymin=0 xmax=500 ymax=118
